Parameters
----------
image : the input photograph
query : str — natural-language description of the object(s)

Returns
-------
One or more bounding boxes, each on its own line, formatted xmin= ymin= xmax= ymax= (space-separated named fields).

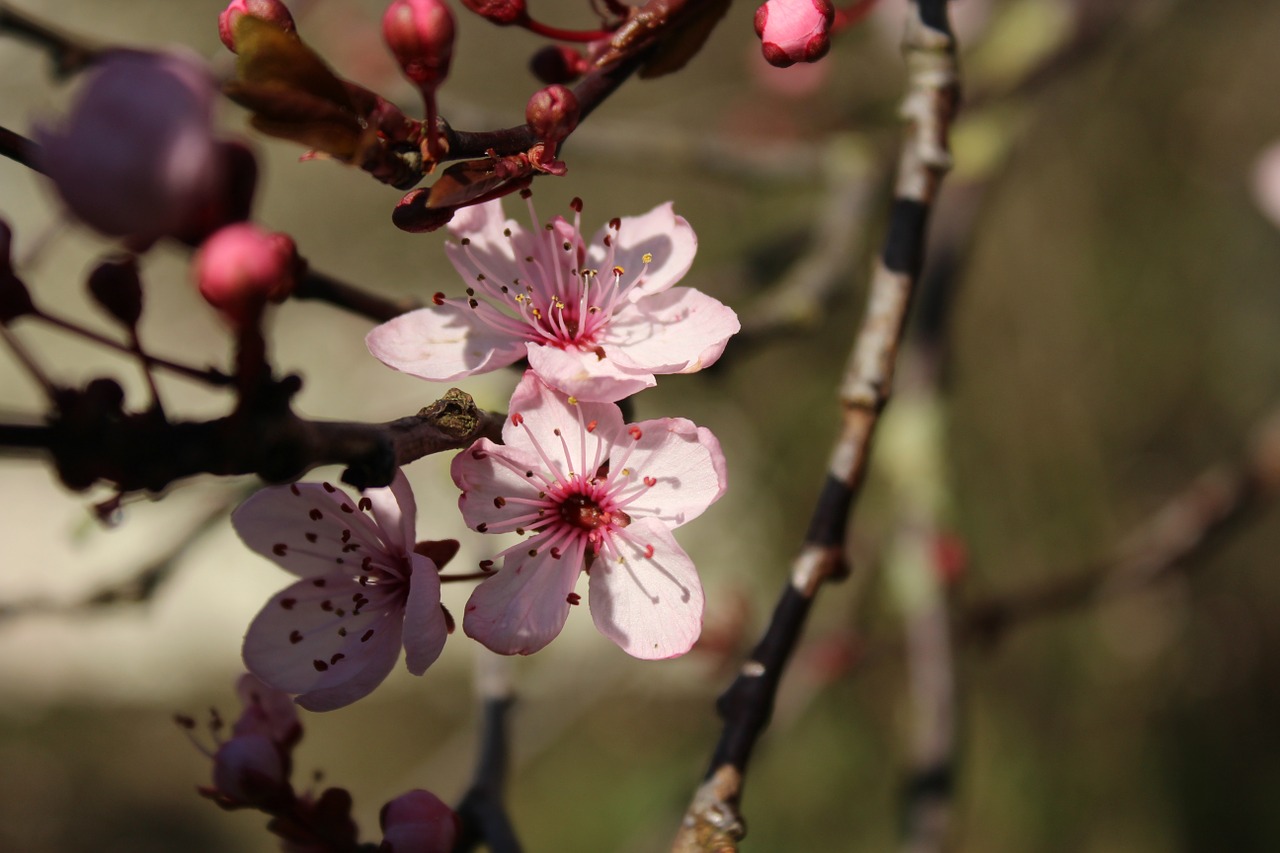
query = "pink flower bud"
xmin=35 ymin=50 xmax=223 ymax=242
xmin=194 ymin=224 xmax=298 ymax=325
xmin=753 ymin=0 xmax=834 ymax=68
xmin=379 ymin=789 xmax=459 ymax=853
xmin=530 ymin=45 xmax=588 ymax=85
xmin=212 ymin=734 xmax=288 ymax=805
xmin=383 ymin=0 xmax=456 ymax=93
xmin=460 ymin=0 xmax=526 ymax=27
xmin=218 ymin=0 xmax=297 ymax=53
xmin=232 ymin=673 xmax=301 ymax=747
xmin=525 ymin=85 xmax=580 ymax=145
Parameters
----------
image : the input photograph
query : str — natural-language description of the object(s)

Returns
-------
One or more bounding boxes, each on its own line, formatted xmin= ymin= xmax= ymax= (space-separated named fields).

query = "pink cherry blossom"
xmin=451 ymin=371 xmax=727 ymax=658
xmin=233 ymin=471 xmax=448 ymax=711
xmin=366 ymin=194 xmax=740 ymax=403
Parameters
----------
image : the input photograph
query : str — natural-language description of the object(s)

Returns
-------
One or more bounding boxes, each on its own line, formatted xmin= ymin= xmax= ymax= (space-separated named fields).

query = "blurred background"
xmin=1 ymin=0 xmax=1279 ymax=850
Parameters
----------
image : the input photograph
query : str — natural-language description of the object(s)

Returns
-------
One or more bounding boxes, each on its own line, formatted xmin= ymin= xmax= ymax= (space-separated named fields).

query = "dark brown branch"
xmin=5 ymin=386 xmax=503 ymax=495
xmin=453 ymin=654 xmax=521 ymax=852
xmin=293 ymin=268 xmax=422 ymax=324
xmin=673 ymin=2 xmax=961 ymax=849
xmin=0 ymin=1 xmax=103 ymax=79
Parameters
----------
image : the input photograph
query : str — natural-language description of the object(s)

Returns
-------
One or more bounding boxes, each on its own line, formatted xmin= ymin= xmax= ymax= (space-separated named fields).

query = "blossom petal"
xmin=242 ymin=572 xmax=405 ymax=711
xmin=589 ymin=518 xmax=704 ymax=659
xmin=365 ymin=301 xmax=527 ymax=382
xmin=501 ymin=371 xmax=626 ymax=473
xmin=402 ymin=554 xmax=448 ymax=675
xmin=233 ymin=482 xmax=387 ymax=579
xmin=603 ymin=287 xmax=739 ymax=375
xmin=364 ymin=469 xmax=416 ymax=555
xmin=462 ymin=538 xmax=583 ymax=655
xmin=612 ymin=418 xmax=727 ymax=529
xmin=526 ymin=343 xmax=655 ymax=403
xmin=451 ymin=438 xmax=549 ymax=531
xmin=587 ymin=202 xmax=696 ymax=299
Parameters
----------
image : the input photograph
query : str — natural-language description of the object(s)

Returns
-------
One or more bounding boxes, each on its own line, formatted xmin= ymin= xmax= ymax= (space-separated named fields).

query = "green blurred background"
xmin=1 ymin=0 xmax=1279 ymax=850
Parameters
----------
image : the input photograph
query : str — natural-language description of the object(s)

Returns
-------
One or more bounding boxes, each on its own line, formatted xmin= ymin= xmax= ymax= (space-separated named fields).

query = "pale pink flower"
xmin=379 ymin=789 xmax=459 ymax=853
xmin=366 ymin=195 xmax=740 ymax=403
xmin=452 ymin=371 xmax=727 ymax=658
xmin=233 ymin=471 xmax=448 ymax=711
xmin=1252 ymin=140 xmax=1280 ymax=230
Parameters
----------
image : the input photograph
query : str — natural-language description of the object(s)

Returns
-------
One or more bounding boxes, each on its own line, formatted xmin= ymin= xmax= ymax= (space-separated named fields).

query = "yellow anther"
xmin=612 ymin=266 xmax=625 ymax=276
xmin=641 ymin=253 xmax=653 ymax=264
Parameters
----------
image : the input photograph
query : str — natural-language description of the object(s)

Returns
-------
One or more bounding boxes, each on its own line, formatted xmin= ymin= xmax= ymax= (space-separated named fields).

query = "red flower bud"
xmin=529 ymin=45 xmax=588 ymax=85
xmin=194 ymin=224 xmax=298 ymax=325
xmin=86 ymin=255 xmax=144 ymax=328
xmin=525 ymin=85 xmax=580 ymax=146
xmin=753 ymin=0 xmax=834 ymax=68
xmin=218 ymin=0 xmax=297 ymax=53
xmin=460 ymin=0 xmax=526 ymax=27
xmin=383 ymin=0 xmax=456 ymax=93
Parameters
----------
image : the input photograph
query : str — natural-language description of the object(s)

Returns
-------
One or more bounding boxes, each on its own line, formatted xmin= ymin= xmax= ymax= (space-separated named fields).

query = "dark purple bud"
xmin=86 ymin=255 xmax=143 ymax=328
xmin=530 ymin=45 xmax=588 ymax=85
xmin=379 ymin=789 xmax=459 ymax=853
xmin=0 ymin=222 xmax=35 ymax=324
xmin=754 ymin=0 xmax=834 ymax=68
xmin=460 ymin=0 xmax=526 ymax=26
xmin=526 ymin=85 xmax=580 ymax=146
xmin=383 ymin=0 xmax=456 ymax=93
xmin=219 ymin=0 xmax=297 ymax=53
xmin=212 ymin=734 xmax=288 ymax=805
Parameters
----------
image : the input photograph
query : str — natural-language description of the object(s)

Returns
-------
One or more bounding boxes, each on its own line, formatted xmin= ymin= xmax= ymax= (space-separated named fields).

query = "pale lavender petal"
xmin=587 ymin=202 xmax=697 ymax=299
xmin=366 ymin=302 xmax=528 ymax=382
xmin=241 ymin=572 xmax=405 ymax=710
xmin=233 ymin=482 xmax=386 ymax=579
xmin=402 ymin=554 xmax=447 ymax=675
xmin=589 ymin=518 xmax=704 ymax=659
xmin=462 ymin=540 xmax=583 ymax=655
xmin=602 ymin=287 xmax=739 ymax=375
xmin=451 ymin=439 xmax=549 ymax=531
xmin=364 ymin=469 xmax=416 ymax=556
xmin=526 ymin=342 xmax=655 ymax=403
xmin=500 ymin=370 xmax=625 ymax=473
xmin=612 ymin=418 xmax=727 ymax=529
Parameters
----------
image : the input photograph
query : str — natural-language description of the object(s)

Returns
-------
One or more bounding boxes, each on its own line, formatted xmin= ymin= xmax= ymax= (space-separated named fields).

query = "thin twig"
xmin=0 ymin=1 xmax=103 ymax=78
xmin=293 ymin=268 xmax=422 ymax=324
xmin=673 ymin=3 xmax=960 ymax=849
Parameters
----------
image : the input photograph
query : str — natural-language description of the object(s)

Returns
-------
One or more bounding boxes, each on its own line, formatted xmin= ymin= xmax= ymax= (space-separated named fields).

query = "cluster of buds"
xmin=185 ymin=674 xmax=458 ymax=851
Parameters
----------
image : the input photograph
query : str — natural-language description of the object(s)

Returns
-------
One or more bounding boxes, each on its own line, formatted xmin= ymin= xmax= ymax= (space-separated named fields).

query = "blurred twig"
xmin=0 ymin=0 xmax=103 ymax=78
xmin=0 ymin=492 xmax=236 ymax=624
xmin=454 ymin=652 xmax=522 ymax=853
xmin=672 ymin=2 xmax=961 ymax=849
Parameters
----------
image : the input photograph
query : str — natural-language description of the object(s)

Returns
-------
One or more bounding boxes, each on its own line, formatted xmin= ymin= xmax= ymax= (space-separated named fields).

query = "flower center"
xmin=558 ymin=492 xmax=630 ymax=531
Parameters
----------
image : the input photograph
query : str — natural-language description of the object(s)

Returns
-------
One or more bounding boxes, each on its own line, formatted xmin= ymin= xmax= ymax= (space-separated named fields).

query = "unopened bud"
xmin=219 ymin=0 xmax=297 ymax=53
xmin=383 ymin=0 xmax=456 ymax=93
xmin=529 ymin=45 xmax=588 ymax=84
xmin=212 ymin=734 xmax=288 ymax=805
xmin=379 ymin=789 xmax=459 ymax=853
xmin=87 ymin=255 xmax=143 ymax=328
xmin=0 ymin=222 xmax=35 ymax=324
xmin=194 ymin=224 xmax=298 ymax=325
xmin=753 ymin=0 xmax=834 ymax=68
xmin=526 ymin=85 xmax=579 ymax=145
xmin=392 ymin=188 xmax=457 ymax=233
xmin=460 ymin=0 xmax=526 ymax=27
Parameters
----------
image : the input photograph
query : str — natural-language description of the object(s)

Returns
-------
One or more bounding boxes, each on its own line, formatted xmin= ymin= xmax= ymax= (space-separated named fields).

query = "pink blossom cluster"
xmin=233 ymin=192 xmax=735 ymax=710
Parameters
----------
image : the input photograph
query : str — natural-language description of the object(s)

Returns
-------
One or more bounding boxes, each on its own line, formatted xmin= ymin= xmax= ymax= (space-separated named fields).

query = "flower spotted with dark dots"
xmin=233 ymin=471 xmax=447 ymax=711
xmin=366 ymin=194 xmax=739 ymax=403
xmin=452 ymin=371 xmax=727 ymax=658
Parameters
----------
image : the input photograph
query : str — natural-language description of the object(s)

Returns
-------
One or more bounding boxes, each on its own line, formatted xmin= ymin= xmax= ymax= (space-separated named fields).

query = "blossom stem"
xmin=35 ymin=311 xmax=232 ymax=386
xmin=521 ymin=18 xmax=613 ymax=43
